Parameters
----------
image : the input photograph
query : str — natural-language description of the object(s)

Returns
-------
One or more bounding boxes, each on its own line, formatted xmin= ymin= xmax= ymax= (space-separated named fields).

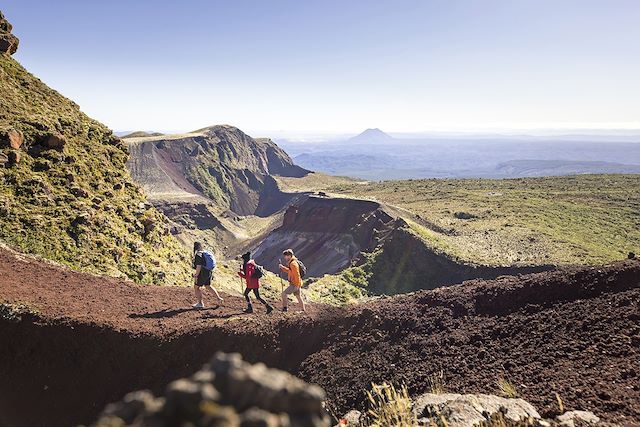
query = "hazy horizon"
xmin=3 ymin=0 xmax=640 ymax=135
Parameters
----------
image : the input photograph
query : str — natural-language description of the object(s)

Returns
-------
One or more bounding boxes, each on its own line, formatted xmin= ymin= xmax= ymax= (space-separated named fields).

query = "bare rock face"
xmin=0 ymin=11 xmax=19 ymax=55
xmin=93 ymin=352 xmax=331 ymax=427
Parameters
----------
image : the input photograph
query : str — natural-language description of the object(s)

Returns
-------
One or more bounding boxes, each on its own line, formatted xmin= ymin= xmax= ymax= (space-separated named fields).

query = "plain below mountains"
xmin=279 ymin=129 xmax=640 ymax=180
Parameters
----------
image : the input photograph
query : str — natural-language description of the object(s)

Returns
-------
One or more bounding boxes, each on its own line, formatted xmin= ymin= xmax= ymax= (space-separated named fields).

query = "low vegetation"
xmin=325 ymin=175 xmax=640 ymax=266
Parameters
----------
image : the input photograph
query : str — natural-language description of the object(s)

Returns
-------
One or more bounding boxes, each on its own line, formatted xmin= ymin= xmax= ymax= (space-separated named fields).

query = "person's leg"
xmin=253 ymin=289 xmax=267 ymax=305
xmin=281 ymin=285 xmax=293 ymax=310
xmin=243 ymin=287 xmax=253 ymax=313
xmin=294 ymin=288 xmax=306 ymax=312
xmin=193 ymin=285 xmax=203 ymax=306
xmin=205 ymin=284 xmax=224 ymax=303
xmin=255 ymin=289 xmax=273 ymax=313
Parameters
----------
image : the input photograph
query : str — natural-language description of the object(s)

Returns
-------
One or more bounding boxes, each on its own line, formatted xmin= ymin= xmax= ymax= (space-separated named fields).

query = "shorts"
xmin=195 ymin=269 xmax=213 ymax=287
xmin=283 ymin=284 xmax=301 ymax=295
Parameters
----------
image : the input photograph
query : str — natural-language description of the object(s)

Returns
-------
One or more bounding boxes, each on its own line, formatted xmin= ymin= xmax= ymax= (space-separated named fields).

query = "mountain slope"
xmin=0 ymin=12 xmax=189 ymax=284
xmin=125 ymin=125 xmax=308 ymax=216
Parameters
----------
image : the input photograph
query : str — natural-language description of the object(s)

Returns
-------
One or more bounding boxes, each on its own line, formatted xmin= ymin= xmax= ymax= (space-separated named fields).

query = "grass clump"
xmin=427 ymin=370 xmax=446 ymax=394
xmin=496 ymin=378 xmax=518 ymax=398
xmin=363 ymin=382 xmax=417 ymax=427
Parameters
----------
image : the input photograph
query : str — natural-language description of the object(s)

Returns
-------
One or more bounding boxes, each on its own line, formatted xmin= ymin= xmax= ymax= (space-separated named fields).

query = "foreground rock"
xmin=340 ymin=393 xmax=603 ymax=427
xmin=94 ymin=352 xmax=331 ymax=427
xmin=414 ymin=393 xmax=541 ymax=426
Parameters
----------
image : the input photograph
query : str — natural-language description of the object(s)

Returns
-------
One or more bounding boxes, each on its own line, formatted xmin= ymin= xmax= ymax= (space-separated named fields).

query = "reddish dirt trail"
xmin=0 ymin=248 xmax=330 ymax=334
xmin=1 ymin=248 xmax=639 ymax=426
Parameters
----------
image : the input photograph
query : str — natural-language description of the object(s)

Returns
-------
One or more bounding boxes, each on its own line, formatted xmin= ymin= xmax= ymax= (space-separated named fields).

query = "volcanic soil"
xmin=0 ymin=247 xmax=638 ymax=426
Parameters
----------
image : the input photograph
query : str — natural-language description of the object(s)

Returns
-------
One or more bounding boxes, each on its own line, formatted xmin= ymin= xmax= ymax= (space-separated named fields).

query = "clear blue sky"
xmin=3 ymin=0 xmax=640 ymax=135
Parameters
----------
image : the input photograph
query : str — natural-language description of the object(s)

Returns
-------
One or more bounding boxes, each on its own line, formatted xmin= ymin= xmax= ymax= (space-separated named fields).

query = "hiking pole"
xmin=239 ymin=261 xmax=244 ymax=295
xmin=278 ymin=258 xmax=284 ymax=293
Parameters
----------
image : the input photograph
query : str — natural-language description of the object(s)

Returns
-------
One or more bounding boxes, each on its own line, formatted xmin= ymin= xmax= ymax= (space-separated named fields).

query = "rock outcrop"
xmin=94 ymin=352 xmax=331 ymax=427
xmin=413 ymin=393 xmax=541 ymax=426
xmin=0 ymin=11 xmax=19 ymax=55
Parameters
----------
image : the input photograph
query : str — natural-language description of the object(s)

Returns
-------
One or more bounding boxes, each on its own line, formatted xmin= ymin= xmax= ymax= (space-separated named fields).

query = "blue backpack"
xmin=201 ymin=250 xmax=216 ymax=271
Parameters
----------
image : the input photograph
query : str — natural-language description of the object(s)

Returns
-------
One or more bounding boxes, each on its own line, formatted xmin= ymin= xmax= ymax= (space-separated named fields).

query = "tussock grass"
xmin=427 ymin=370 xmax=446 ymax=394
xmin=555 ymin=392 xmax=564 ymax=414
xmin=363 ymin=382 xmax=417 ymax=427
xmin=496 ymin=378 xmax=518 ymax=398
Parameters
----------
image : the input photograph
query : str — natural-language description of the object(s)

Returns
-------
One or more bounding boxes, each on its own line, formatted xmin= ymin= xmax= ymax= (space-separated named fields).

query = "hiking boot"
xmin=266 ymin=304 xmax=274 ymax=314
xmin=192 ymin=302 xmax=204 ymax=309
xmin=243 ymin=305 xmax=254 ymax=314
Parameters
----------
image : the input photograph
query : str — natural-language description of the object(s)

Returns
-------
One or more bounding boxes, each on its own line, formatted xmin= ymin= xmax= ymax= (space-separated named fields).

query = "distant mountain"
xmin=348 ymin=128 xmax=393 ymax=143
xmin=282 ymin=136 xmax=640 ymax=181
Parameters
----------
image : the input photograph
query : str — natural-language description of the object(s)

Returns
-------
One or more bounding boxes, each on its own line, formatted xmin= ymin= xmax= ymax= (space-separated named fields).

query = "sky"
xmin=3 ymin=0 xmax=640 ymax=137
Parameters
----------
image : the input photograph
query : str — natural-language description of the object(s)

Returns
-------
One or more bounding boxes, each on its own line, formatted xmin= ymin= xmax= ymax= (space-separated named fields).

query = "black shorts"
xmin=195 ymin=268 xmax=213 ymax=286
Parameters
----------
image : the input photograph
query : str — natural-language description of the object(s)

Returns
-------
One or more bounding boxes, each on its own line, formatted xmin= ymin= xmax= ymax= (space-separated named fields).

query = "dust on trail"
xmin=1 ymin=247 xmax=639 ymax=426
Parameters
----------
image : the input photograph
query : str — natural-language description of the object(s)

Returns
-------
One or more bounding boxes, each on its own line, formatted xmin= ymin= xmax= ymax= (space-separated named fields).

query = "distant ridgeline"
xmin=0 ymin=11 xmax=189 ymax=284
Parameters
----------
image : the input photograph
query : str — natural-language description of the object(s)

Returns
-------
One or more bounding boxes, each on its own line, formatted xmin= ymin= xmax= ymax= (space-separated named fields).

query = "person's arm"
xmin=279 ymin=264 xmax=291 ymax=272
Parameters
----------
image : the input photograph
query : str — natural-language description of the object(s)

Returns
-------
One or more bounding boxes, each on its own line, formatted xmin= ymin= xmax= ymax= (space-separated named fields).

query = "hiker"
xmin=238 ymin=251 xmax=274 ymax=314
xmin=192 ymin=241 xmax=224 ymax=309
xmin=279 ymin=249 xmax=306 ymax=312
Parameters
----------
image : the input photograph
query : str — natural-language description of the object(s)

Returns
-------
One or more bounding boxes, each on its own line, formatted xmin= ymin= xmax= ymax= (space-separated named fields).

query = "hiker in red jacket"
xmin=238 ymin=251 xmax=274 ymax=314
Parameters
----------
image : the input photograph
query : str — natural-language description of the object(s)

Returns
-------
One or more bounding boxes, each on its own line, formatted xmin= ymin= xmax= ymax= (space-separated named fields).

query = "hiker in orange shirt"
xmin=279 ymin=249 xmax=306 ymax=312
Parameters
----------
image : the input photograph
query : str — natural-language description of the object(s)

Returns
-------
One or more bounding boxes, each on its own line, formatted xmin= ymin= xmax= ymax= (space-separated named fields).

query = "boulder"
xmin=413 ymin=393 xmax=540 ymax=427
xmin=93 ymin=352 xmax=331 ymax=427
xmin=454 ymin=211 xmax=477 ymax=220
xmin=70 ymin=186 xmax=89 ymax=198
xmin=1 ymin=129 xmax=24 ymax=149
xmin=44 ymin=133 xmax=67 ymax=150
xmin=335 ymin=410 xmax=362 ymax=426
xmin=0 ymin=33 xmax=19 ymax=55
xmin=556 ymin=410 xmax=600 ymax=426
xmin=0 ymin=12 xmax=19 ymax=55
